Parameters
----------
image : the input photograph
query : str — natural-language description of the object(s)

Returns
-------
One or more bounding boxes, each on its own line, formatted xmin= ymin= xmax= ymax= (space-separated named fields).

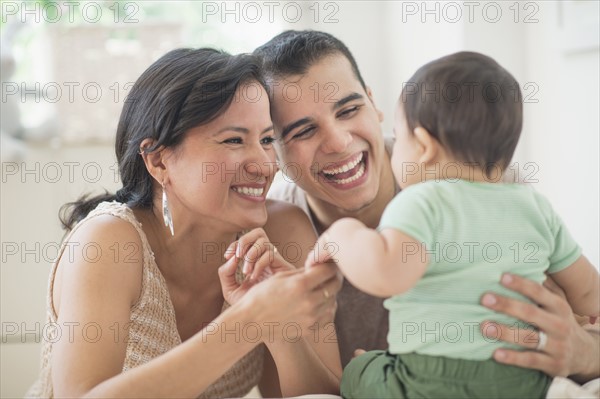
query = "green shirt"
xmin=379 ymin=179 xmax=581 ymax=360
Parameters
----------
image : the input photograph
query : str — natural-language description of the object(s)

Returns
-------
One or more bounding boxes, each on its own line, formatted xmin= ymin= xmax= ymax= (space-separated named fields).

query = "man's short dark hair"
xmin=254 ymin=30 xmax=366 ymax=89
xmin=401 ymin=51 xmax=523 ymax=176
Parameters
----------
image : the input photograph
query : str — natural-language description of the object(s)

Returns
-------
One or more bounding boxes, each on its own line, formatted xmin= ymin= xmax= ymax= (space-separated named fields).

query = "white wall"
xmin=523 ymin=2 xmax=599 ymax=267
xmin=1 ymin=1 xmax=598 ymax=397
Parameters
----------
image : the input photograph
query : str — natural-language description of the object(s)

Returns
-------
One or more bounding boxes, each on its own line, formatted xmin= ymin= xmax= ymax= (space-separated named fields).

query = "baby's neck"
xmin=428 ymin=160 xmax=501 ymax=183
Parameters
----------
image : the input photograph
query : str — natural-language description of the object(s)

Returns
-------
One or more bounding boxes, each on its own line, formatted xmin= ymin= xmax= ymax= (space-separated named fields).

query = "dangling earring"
xmin=162 ymin=183 xmax=174 ymax=236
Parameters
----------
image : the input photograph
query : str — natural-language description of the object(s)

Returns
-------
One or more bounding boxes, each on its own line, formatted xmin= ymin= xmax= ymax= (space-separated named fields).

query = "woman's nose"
xmin=244 ymin=144 xmax=278 ymax=178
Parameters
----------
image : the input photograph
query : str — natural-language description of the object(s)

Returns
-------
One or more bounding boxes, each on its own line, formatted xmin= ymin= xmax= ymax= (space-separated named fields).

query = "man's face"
xmin=392 ymin=103 xmax=422 ymax=189
xmin=270 ymin=54 xmax=386 ymax=212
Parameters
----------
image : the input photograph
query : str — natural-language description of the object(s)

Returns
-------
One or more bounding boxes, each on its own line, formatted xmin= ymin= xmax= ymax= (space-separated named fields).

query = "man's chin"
xmin=326 ymin=192 xmax=378 ymax=214
xmin=303 ymin=178 xmax=380 ymax=214
xmin=339 ymin=199 xmax=377 ymax=213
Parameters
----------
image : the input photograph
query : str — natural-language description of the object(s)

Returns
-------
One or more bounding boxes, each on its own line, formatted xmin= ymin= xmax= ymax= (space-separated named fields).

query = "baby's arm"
xmin=309 ymin=217 xmax=428 ymax=297
xmin=549 ymin=255 xmax=600 ymax=320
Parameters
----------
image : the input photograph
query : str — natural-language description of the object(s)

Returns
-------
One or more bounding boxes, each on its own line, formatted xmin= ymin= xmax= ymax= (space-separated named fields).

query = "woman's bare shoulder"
xmin=54 ymin=213 xmax=145 ymax=314
xmin=65 ymin=213 xmax=145 ymax=267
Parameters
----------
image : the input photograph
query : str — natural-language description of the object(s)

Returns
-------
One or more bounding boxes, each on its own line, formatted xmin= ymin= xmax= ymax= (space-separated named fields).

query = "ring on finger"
xmin=535 ymin=330 xmax=548 ymax=351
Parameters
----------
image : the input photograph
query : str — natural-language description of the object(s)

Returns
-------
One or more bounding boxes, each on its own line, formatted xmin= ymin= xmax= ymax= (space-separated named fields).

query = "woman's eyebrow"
xmin=214 ymin=125 xmax=274 ymax=135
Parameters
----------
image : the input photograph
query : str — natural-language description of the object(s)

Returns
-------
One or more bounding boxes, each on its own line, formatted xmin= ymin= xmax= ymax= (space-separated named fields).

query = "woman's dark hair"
xmin=401 ymin=51 xmax=523 ymax=177
xmin=60 ymin=48 xmax=267 ymax=230
xmin=254 ymin=30 xmax=367 ymax=90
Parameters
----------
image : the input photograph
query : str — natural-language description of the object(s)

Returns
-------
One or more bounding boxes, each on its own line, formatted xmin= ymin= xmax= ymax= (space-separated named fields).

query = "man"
xmin=256 ymin=30 xmax=394 ymax=366
xmin=255 ymin=30 xmax=600 ymax=382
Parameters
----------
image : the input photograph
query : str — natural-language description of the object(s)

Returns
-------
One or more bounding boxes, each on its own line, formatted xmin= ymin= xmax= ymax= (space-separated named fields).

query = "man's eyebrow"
xmin=332 ymin=92 xmax=364 ymax=110
xmin=279 ymin=93 xmax=364 ymax=140
xmin=280 ymin=117 xmax=312 ymax=140
xmin=214 ymin=125 xmax=274 ymax=135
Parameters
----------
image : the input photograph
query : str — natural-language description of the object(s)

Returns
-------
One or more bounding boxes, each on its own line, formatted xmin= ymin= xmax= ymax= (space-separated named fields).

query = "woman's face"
xmin=164 ymin=82 xmax=277 ymax=232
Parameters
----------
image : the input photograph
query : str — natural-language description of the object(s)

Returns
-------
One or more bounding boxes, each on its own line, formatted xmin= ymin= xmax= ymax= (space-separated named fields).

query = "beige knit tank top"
xmin=26 ymin=201 xmax=264 ymax=398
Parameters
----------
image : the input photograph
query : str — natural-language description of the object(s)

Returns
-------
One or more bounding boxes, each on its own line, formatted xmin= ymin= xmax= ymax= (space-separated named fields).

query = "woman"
xmin=27 ymin=48 xmax=342 ymax=398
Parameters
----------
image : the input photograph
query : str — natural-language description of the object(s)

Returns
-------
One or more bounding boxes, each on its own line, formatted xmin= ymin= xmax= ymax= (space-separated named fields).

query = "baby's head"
xmin=392 ymin=51 xmax=522 ymax=187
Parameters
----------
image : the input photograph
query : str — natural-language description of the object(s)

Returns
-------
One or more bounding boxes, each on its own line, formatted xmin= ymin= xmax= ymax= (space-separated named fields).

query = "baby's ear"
xmin=413 ymin=127 xmax=441 ymax=164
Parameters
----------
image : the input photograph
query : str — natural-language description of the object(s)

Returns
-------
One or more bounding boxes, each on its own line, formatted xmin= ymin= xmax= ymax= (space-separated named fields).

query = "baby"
xmin=308 ymin=51 xmax=599 ymax=398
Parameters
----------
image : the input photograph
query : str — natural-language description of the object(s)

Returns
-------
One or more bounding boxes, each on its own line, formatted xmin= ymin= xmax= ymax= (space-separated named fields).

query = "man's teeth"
xmin=322 ymin=153 xmax=364 ymax=175
xmin=232 ymin=187 xmax=264 ymax=197
xmin=330 ymin=162 xmax=365 ymax=184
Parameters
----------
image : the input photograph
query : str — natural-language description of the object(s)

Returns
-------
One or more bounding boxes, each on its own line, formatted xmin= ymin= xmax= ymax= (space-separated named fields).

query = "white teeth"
xmin=322 ymin=153 xmax=364 ymax=175
xmin=330 ymin=162 xmax=365 ymax=185
xmin=232 ymin=186 xmax=264 ymax=197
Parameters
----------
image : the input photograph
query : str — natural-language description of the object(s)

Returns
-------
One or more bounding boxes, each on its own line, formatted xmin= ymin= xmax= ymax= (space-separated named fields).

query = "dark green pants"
xmin=340 ymin=350 xmax=552 ymax=399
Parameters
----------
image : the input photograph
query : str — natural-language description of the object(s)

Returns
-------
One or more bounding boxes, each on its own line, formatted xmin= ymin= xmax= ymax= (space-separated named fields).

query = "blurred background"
xmin=1 ymin=1 xmax=598 ymax=397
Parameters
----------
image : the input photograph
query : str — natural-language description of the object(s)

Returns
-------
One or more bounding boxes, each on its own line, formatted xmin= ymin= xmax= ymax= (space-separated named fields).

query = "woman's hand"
xmin=233 ymin=227 xmax=296 ymax=277
xmin=218 ymin=228 xmax=296 ymax=306
xmin=239 ymin=263 xmax=342 ymax=342
xmin=480 ymin=273 xmax=600 ymax=382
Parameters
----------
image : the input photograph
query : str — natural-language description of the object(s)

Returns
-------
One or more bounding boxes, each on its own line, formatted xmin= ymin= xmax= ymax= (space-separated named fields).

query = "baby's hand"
xmin=305 ymin=248 xmax=317 ymax=269
xmin=305 ymin=233 xmax=338 ymax=270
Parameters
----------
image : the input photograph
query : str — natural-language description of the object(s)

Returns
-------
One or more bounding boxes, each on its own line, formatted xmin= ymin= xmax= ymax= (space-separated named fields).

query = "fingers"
xmin=218 ymin=256 xmax=242 ymax=302
xmin=304 ymin=248 xmax=318 ymax=269
xmin=309 ymin=233 xmax=336 ymax=265
xmin=218 ymin=255 xmax=239 ymax=279
xmin=224 ymin=241 xmax=237 ymax=260
xmin=250 ymin=248 xmax=288 ymax=281
xmin=534 ymin=275 xmax=589 ymax=326
xmin=353 ymin=349 xmax=366 ymax=358
xmin=251 ymin=250 xmax=274 ymax=281
xmin=231 ymin=228 xmax=282 ymax=280
xmin=236 ymin=228 xmax=268 ymax=258
xmin=304 ymin=267 xmax=343 ymax=325
xmin=482 ymin=273 xmax=572 ymax=335
xmin=480 ymin=321 xmax=546 ymax=350
xmin=478 ymin=320 xmax=570 ymax=376
xmin=480 ymin=274 xmax=581 ymax=378
xmin=253 ymin=268 xmax=338 ymax=332
xmin=302 ymin=262 xmax=339 ymax=290
xmin=318 ymin=271 xmax=343 ymax=300
xmin=499 ymin=273 xmax=571 ymax=316
xmin=312 ymin=283 xmax=339 ymax=325
xmin=481 ymin=291 xmax=565 ymax=337
xmin=243 ymin=236 xmax=268 ymax=276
